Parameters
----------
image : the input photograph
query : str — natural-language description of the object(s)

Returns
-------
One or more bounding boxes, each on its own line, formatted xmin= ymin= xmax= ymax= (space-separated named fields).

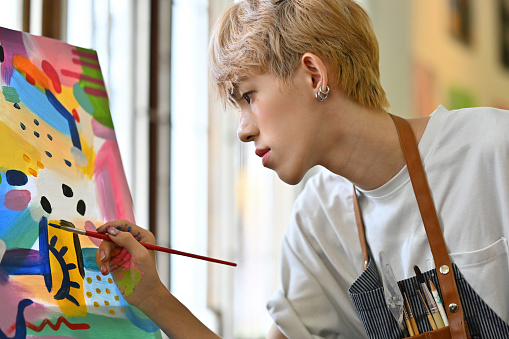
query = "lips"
xmin=255 ymin=148 xmax=271 ymax=166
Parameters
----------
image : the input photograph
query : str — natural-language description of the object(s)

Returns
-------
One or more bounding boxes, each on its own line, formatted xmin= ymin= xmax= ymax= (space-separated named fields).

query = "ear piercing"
xmin=316 ymin=85 xmax=330 ymax=102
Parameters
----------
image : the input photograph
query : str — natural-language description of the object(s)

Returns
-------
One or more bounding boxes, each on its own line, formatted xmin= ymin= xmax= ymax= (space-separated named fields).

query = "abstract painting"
xmin=0 ymin=27 xmax=161 ymax=338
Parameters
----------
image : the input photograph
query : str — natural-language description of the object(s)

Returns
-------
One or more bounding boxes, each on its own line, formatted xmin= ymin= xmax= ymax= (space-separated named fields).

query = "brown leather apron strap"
xmin=353 ymin=114 xmax=467 ymax=338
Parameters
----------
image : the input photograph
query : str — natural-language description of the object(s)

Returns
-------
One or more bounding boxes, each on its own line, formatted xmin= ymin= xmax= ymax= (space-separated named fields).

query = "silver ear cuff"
xmin=316 ymin=85 xmax=330 ymax=102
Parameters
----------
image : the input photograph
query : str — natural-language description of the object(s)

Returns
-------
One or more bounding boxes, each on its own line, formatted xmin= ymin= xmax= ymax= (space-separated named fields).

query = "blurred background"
xmin=0 ymin=0 xmax=508 ymax=338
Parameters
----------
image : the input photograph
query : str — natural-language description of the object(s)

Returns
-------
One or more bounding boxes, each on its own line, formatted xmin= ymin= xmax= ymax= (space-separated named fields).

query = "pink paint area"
xmin=94 ymin=140 xmax=135 ymax=223
xmin=0 ymin=282 xmax=48 ymax=331
xmin=4 ymin=189 xmax=31 ymax=211
xmin=91 ymin=118 xmax=117 ymax=140
xmin=24 ymin=33 xmax=84 ymax=88
xmin=83 ymin=87 xmax=108 ymax=98
xmin=84 ymin=221 xmax=102 ymax=247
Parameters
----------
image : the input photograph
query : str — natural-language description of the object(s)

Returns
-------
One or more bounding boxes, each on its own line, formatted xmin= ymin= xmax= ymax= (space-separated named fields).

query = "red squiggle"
xmin=7 ymin=316 xmax=90 ymax=334
xmin=28 ymin=316 xmax=90 ymax=332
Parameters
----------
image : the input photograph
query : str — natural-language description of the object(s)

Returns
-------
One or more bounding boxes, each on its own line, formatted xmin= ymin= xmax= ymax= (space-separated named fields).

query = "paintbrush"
xmin=398 ymin=282 xmax=419 ymax=336
xmin=414 ymin=265 xmax=445 ymax=328
xmin=48 ymin=220 xmax=237 ymax=267
xmin=413 ymin=281 xmax=438 ymax=330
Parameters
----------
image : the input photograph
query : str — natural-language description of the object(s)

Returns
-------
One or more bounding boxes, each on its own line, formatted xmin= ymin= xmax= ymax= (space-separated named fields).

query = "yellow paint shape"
xmin=109 ymin=310 xmax=115 ymax=315
xmin=86 ymin=277 xmax=93 ymax=284
xmin=86 ymin=292 xmax=92 ymax=298
xmin=48 ymin=226 xmax=86 ymax=317
xmin=0 ymin=119 xmax=41 ymax=175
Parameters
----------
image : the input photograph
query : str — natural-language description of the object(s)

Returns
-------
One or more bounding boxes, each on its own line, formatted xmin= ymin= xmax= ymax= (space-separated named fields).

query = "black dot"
xmin=0 ymin=45 xmax=4 ymax=63
xmin=20 ymin=122 xmax=26 ymax=130
xmin=34 ymin=119 xmax=39 ymax=126
xmin=34 ymin=131 xmax=40 ymax=138
xmin=62 ymin=184 xmax=73 ymax=197
xmin=13 ymin=103 xmax=20 ymax=109
xmin=40 ymin=196 xmax=52 ymax=214
xmin=77 ymin=200 xmax=86 ymax=216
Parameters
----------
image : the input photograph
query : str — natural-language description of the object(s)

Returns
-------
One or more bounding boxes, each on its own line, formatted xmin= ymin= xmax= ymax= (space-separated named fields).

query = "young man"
xmin=97 ymin=1 xmax=509 ymax=338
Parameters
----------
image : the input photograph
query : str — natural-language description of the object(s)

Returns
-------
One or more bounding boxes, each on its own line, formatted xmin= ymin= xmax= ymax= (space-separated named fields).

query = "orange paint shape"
xmin=23 ymin=154 xmax=30 ymax=162
xmin=37 ymin=161 xmax=44 ymax=169
xmin=28 ymin=168 xmax=38 ymax=177
xmin=12 ymin=55 xmax=52 ymax=90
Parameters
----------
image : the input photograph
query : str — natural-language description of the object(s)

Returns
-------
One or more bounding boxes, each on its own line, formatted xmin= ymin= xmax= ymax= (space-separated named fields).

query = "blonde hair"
xmin=209 ymin=0 xmax=389 ymax=110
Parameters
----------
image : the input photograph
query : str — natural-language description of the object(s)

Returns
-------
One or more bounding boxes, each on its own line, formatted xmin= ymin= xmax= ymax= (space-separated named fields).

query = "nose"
xmin=237 ymin=111 xmax=258 ymax=142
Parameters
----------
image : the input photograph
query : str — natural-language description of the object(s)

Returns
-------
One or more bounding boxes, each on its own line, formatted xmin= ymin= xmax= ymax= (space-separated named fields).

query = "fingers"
xmin=95 ymin=220 xmax=155 ymax=276
xmin=97 ymin=220 xmax=155 ymax=244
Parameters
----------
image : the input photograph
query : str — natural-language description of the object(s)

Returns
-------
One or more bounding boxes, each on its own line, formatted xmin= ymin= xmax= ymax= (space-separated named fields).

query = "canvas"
xmin=0 ymin=27 xmax=161 ymax=338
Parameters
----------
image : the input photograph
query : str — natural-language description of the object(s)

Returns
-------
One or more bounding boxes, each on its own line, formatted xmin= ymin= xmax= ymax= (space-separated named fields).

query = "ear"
xmin=300 ymin=52 xmax=328 ymax=92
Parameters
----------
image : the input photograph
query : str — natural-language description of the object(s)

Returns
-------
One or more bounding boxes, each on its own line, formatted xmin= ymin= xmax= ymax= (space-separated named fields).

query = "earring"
xmin=316 ymin=85 xmax=330 ymax=102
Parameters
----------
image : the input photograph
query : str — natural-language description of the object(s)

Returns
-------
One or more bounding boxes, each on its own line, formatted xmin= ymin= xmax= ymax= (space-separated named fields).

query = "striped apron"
xmin=348 ymin=258 xmax=509 ymax=338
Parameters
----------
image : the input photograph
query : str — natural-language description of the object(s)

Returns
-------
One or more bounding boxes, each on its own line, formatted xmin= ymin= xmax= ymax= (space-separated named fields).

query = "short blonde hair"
xmin=209 ymin=0 xmax=389 ymax=110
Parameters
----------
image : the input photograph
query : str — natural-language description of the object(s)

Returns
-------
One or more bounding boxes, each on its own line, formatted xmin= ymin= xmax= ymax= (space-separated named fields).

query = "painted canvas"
xmin=0 ymin=27 xmax=161 ymax=338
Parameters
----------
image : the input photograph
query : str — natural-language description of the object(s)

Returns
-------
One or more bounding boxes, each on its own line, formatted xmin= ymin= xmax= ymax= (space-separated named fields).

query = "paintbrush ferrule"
xmin=48 ymin=223 xmax=86 ymax=235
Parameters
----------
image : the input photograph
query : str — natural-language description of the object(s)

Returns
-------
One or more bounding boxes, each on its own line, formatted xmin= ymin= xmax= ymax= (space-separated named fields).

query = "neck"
xmin=317 ymin=100 xmax=429 ymax=190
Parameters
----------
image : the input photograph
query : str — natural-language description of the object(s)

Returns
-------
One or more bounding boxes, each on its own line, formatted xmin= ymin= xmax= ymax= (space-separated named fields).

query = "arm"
xmin=95 ymin=220 xmax=220 ymax=339
xmin=267 ymin=323 xmax=288 ymax=339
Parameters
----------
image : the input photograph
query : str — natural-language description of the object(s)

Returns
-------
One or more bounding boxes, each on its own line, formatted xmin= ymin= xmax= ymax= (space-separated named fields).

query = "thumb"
xmin=106 ymin=226 xmax=146 ymax=257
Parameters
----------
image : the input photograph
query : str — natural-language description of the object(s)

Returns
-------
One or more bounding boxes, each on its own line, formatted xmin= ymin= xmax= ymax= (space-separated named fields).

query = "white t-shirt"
xmin=267 ymin=106 xmax=509 ymax=339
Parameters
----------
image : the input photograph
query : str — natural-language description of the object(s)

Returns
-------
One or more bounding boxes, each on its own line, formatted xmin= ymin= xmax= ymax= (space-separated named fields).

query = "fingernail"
xmin=100 ymin=250 xmax=106 ymax=261
xmin=101 ymin=264 xmax=108 ymax=275
xmin=107 ymin=226 xmax=119 ymax=236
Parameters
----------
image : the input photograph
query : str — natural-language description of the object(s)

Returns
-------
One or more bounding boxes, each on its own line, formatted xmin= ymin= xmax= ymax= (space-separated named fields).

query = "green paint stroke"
xmin=2 ymin=86 xmax=20 ymax=103
xmin=116 ymin=257 xmax=144 ymax=297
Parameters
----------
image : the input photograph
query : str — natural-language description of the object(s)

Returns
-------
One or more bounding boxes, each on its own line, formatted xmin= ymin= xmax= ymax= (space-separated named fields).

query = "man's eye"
xmin=243 ymin=92 xmax=252 ymax=103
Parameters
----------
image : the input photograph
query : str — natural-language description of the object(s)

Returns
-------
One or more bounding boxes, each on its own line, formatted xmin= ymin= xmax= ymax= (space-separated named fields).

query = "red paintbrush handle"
xmin=85 ymin=230 xmax=237 ymax=267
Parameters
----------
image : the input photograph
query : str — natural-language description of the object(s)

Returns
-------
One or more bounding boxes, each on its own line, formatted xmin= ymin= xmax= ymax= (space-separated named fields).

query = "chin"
xmin=276 ymin=170 xmax=305 ymax=186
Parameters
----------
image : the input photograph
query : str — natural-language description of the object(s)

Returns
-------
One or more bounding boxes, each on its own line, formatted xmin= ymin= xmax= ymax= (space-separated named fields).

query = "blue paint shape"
xmin=6 ymin=170 xmax=28 ymax=186
xmin=33 ymin=119 xmax=39 ymax=126
xmin=0 ymin=248 xmax=45 ymax=275
xmin=46 ymin=89 xmax=82 ymax=150
xmin=20 ymin=122 xmax=26 ymax=130
xmin=39 ymin=217 xmax=53 ymax=293
xmin=0 ymin=208 xmax=39 ymax=249
xmin=64 ymin=159 xmax=72 ymax=167
xmin=45 ymin=151 xmax=52 ymax=158
xmin=10 ymin=71 xmax=71 ymax=137
xmin=34 ymin=131 xmax=40 ymax=138
xmin=14 ymin=103 xmax=20 ymax=109
xmin=47 ymin=133 xmax=53 ymax=141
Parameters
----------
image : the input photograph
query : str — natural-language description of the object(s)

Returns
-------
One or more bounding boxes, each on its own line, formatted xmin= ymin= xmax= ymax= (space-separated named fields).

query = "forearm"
xmin=137 ymin=282 xmax=221 ymax=339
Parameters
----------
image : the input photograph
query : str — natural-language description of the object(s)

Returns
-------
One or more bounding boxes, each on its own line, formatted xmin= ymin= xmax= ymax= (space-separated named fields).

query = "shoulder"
xmin=427 ymin=106 xmax=509 ymax=153
xmin=434 ymin=105 xmax=509 ymax=135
